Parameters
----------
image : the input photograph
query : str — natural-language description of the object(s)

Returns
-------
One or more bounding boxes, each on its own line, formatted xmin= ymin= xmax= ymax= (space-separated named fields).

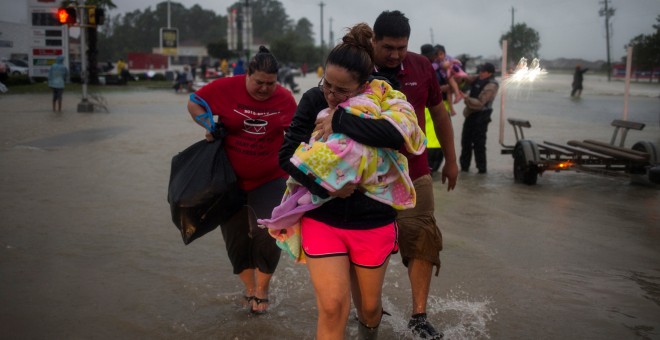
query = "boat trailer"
xmin=501 ymin=118 xmax=660 ymax=186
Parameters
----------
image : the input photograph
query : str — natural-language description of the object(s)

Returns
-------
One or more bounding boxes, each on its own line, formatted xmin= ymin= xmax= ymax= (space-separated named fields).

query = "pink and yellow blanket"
xmin=259 ymin=79 xmax=426 ymax=262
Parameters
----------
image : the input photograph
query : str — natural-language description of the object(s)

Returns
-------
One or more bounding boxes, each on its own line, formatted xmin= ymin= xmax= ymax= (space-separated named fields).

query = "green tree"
xmin=270 ymin=30 xmax=321 ymax=65
xmin=499 ymin=23 xmax=541 ymax=67
xmin=97 ymin=2 xmax=226 ymax=62
xmin=248 ymin=0 xmax=292 ymax=42
xmin=207 ymin=40 xmax=236 ymax=60
xmin=625 ymin=15 xmax=660 ymax=82
xmin=293 ymin=18 xmax=315 ymax=45
xmin=270 ymin=31 xmax=298 ymax=62
xmin=97 ymin=0 xmax=323 ymax=70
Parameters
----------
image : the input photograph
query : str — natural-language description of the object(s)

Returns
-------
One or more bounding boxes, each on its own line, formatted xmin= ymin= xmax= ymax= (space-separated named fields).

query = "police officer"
xmin=460 ymin=62 xmax=499 ymax=174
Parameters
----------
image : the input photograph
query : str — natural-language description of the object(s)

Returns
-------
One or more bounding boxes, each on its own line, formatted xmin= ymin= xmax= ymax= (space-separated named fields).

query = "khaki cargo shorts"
xmin=396 ymin=174 xmax=443 ymax=275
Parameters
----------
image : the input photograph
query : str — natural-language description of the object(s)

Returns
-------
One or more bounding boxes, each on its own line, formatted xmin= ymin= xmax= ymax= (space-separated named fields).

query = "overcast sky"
xmin=4 ymin=0 xmax=659 ymax=61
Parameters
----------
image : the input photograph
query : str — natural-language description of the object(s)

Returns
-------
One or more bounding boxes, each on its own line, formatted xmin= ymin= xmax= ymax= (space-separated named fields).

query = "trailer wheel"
xmin=632 ymin=141 xmax=659 ymax=165
xmin=513 ymin=140 xmax=539 ymax=185
xmin=649 ymin=166 xmax=660 ymax=185
xmin=631 ymin=141 xmax=660 ymax=185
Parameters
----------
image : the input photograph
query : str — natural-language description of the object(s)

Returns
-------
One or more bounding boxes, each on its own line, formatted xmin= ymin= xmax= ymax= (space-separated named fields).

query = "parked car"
xmin=2 ymin=59 xmax=29 ymax=76
xmin=8 ymin=59 xmax=28 ymax=68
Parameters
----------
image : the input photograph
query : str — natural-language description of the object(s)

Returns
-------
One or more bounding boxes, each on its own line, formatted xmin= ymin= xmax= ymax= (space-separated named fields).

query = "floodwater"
xmin=0 ymin=73 xmax=659 ymax=339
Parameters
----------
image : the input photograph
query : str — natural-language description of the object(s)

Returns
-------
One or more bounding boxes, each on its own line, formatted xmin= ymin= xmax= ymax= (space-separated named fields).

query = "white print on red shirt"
xmin=232 ymin=108 xmax=281 ymax=135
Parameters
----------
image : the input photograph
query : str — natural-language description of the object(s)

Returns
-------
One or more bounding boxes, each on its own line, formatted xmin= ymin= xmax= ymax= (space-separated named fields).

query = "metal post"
xmin=77 ymin=4 xmax=93 ymax=112
xmin=622 ymin=46 xmax=633 ymax=122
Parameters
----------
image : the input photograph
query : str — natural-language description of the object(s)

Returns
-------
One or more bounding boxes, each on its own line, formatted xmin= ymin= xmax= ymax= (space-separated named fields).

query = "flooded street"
xmin=1 ymin=73 xmax=659 ymax=339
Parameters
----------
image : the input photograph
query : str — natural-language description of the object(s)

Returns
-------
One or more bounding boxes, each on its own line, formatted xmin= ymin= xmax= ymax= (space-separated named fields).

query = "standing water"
xmin=0 ymin=73 xmax=658 ymax=339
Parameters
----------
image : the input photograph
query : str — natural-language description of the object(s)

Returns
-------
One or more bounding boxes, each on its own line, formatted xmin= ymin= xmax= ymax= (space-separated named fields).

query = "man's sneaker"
xmin=407 ymin=313 xmax=444 ymax=339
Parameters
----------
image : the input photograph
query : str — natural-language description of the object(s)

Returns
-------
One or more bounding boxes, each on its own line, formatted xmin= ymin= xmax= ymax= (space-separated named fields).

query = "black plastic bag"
xmin=167 ymin=137 xmax=244 ymax=245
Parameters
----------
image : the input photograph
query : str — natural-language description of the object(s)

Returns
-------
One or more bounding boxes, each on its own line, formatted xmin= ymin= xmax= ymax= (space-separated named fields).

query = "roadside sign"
xmin=28 ymin=4 xmax=68 ymax=78
xmin=160 ymin=28 xmax=178 ymax=56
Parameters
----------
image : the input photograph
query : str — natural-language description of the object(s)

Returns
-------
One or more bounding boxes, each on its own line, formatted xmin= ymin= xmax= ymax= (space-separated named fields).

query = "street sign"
xmin=160 ymin=28 xmax=178 ymax=56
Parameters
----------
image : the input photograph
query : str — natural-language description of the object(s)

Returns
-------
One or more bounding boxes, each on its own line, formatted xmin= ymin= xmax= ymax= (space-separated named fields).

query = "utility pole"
xmin=510 ymin=6 xmax=515 ymax=68
xmin=328 ymin=17 xmax=334 ymax=50
xmin=244 ymin=0 xmax=252 ymax=60
xmin=319 ymin=2 xmax=325 ymax=66
xmin=511 ymin=7 xmax=515 ymax=31
xmin=599 ymin=0 xmax=615 ymax=81
xmin=167 ymin=0 xmax=171 ymax=71
xmin=167 ymin=0 xmax=171 ymax=28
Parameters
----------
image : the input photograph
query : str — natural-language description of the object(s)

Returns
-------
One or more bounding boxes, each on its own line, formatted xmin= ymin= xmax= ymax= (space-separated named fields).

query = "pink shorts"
xmin=300 ymin=217 xmax=398 ymax=268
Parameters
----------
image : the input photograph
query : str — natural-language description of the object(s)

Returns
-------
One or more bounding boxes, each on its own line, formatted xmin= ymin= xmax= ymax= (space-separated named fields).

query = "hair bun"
xmin=258 ymin=45 xmax=270 ymax=54
xmin=341 ymin=23 xmax=373 ymax=59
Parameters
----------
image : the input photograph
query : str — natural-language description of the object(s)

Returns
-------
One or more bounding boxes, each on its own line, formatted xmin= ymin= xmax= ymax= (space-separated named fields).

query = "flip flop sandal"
xmin=250 ymin=297 xmax=269 ymax=315
xmin=242 ymin=295 xmax=255 ymax=307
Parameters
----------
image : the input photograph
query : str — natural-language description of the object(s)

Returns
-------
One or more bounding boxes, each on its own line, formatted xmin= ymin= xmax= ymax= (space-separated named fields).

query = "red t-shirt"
xmin=385 ymin=52 xmax=443 ymax=180
xmin=195 ymin=75 xmax=297 ymax=191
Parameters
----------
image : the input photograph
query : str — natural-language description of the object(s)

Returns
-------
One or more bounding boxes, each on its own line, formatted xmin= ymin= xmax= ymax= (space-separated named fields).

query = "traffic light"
xmin=57 ymin=7 xmax=77 ymax=25
xmin=88 ymin=7 xmax=105 ymax=26
xmin=96 ymin=8 xmax=105 ymax=25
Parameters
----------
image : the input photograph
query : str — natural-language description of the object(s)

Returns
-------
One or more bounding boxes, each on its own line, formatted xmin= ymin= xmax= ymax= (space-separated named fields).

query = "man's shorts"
xmin=300 ymin=217 xmax=398 ymax=268
xmin=396 ymin=174 xmax=443 ymax=275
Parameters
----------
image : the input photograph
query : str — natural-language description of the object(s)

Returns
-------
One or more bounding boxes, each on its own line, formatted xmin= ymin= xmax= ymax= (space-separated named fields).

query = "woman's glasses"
xmin=318 ymin=77 xmax=355 ymax=102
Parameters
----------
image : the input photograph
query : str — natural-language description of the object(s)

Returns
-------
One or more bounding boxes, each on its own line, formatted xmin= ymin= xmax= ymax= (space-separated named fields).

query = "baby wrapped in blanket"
xmin=258 ymin=79 xmax=426 ymax=261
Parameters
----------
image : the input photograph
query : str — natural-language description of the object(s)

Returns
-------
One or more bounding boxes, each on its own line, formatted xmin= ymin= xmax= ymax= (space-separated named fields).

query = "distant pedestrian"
xmin=220 ymin=59 xmax=228 ymax=75
xmin=301 ymin=62 xmax=307 ymax=77
xmin=116 ymin=58 xmax=127 ymax=83
xmin=571 ymin=65 xmax=588 ymax=98
xmin=0 ymin=60 xmax=8 ymax=93
xmin=233 ymin=59 xmax=245 ymax=76
xmin=200 ymin=61 xmax=208 ymax=81
xmin=277 ymin=63 xmax=299 ymax=94
xmin=47 ymin=55 xmax=69 ymax=112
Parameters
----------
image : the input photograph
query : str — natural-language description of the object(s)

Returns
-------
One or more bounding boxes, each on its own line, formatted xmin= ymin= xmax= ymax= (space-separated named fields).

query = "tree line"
xmin=96 ymin=0 xmax=322 ymax=66
xmin=625 ymin=14 xmax=660 ymax=76
xmin=85 ymin=1 xmax=657 ymax=78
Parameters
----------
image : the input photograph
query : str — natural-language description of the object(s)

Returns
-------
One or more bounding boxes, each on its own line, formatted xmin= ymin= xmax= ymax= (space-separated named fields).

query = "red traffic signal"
xmin=57 ymin=7 xmax=77 ymax=25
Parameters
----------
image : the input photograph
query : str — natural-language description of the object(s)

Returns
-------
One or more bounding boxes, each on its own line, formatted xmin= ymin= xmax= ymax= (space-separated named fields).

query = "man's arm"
xmin=428 ymin=102 xmax=458 ymax=190
xmin=464 ymin=83 xmax=498 ymax=111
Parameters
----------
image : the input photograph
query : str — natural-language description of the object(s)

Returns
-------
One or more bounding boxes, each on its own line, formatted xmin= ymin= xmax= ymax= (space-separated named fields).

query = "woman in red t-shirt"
xmin=187 ymin=46 xmax=297 ymax=314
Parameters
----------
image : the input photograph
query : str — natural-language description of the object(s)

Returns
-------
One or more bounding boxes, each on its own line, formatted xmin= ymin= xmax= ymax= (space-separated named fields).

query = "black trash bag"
xmin=167 ymin=134 xmax=245 ymax=245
